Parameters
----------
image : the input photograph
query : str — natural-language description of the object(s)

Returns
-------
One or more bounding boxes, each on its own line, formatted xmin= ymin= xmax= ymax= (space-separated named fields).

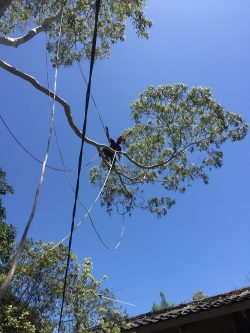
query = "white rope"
xmin=45 ymin=45 xmax=99 ymax=241
xmin=0 ymin=7 xmax=64 ymax=297
xmin=99 ymin=294 xmax=136 ymax=307
xmin=75 ymin=58 xmax=125 ymax=250
xmin=51 ymin=152 xmax=116 ymax=250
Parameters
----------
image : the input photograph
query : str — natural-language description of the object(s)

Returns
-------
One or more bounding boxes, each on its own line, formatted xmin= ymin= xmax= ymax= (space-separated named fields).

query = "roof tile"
xmin=126 ymin=286 xmax=250 ymax=330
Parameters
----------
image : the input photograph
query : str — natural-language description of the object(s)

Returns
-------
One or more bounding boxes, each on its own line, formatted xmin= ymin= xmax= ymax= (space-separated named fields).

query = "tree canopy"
xmin=0 ymin=227 xmax=126 ymax=332
xmin=0 ymin=170 xmax=126 ymax=332
xmin=0 ymin=1 xmax=249 ymax=330
xmin=152 ymin=291 xmax=174 ymax=312
xmin=91 ymin=84 xmax=248 ymax=217
xmin=0 ymin=168 xmax=15 ymax=275
xmin=0 ymin=0 xmax=152 ymax=66
xmin=0 ymin=1 xmax=247 ymax=220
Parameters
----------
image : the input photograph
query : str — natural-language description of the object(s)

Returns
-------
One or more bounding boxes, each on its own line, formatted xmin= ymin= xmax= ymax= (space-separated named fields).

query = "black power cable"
xmin=57 ymin=1 xmax=101 ymax=332
xmin=0 ymin=113 xmax=95 ymax=172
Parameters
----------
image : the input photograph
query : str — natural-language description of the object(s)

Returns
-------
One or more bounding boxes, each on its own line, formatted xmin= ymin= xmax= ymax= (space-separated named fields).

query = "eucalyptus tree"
xmin=0 ymin=0 xmax=152 ymax=293
xmin=91 ymin=84 xmax=247 ymax=217
xmin=0 ymin=0 xmax=151 ymax=64
xmin=0 ymin=1 xmax=247 ymax=219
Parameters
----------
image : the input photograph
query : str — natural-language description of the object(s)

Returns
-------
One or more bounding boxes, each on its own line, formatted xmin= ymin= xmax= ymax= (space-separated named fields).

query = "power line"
xmin=73 ymin=18 xmax=109 ymax=142
xmin=0 ymin=113 xmax=97 ymax=172
xmin=58 ymin=1 xmax=101 ymax=331
xmin=45 ymin=11 xmax=124 ymax=254
xmin=77 ymin=61 xmax=109 ymax=141
xmin=76 ymin=61 xmax=128 ymax=251
xmin=75 ymin=53 xmax=126 ymax=250
xmin=74 ymin=49 xmax=126 ymax=251
xmin=45 ymin=36 xmax=97 ymax=250
xmin=0 ymin=5 xmax=65 ymax=298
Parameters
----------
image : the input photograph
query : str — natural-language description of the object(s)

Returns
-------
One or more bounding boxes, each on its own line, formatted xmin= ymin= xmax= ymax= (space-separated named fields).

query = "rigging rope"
xmin=45 ymin=36 xmax=96 ymax=250
xmin=98 ymin=294 xmax=136 ymax=307
xmin=58 ymin=1 xmax=101 ymax=331
xmin=0 ymin=113 xmax=97 ymax=172
xmin=0 ymin=5 xmax=65 ymax=298
xmin=48 ymin=59 xmax=125 ymax=252
xmin=50 ymin=151 xmax=124 ymax=252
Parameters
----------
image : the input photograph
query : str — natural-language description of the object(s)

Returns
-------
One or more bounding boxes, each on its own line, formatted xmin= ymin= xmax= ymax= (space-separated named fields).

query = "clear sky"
xmin=1 ymin=0 xmax=250 ymax=316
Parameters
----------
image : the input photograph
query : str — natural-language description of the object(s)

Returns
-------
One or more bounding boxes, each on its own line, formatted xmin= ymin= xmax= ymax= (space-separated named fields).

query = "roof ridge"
xmin=129 ymin=285 xmax=250 ymax=321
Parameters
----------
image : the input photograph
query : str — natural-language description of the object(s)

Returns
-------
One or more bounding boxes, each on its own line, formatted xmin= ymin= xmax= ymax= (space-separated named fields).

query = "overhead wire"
xmin=0 ymin=113 xmax=98 ymax=172
xmin=48 ymin=88 xmax=125 ymax=251
xmin=47 ymin=18 xmax=125 ymax=252
xmin=0 ymin=5 xmax=65 ymax=298
xmin=58 ymin=1 xmax=101 ymax=331
xmin=50 ymin=151 xmax=125 ymax=252
xmin=45 ymin=34 xmax=98 ymax=241
xmin=73 ymin=14 xmax=109 ymax=142
xmin=77 ymin=61 xmax=109 ymax=141
xmin=45 ymin=60 xmax=124 ymax=251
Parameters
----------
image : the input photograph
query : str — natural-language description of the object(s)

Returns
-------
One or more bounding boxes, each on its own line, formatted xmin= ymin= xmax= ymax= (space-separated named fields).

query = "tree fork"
xmin=0 ymin=7 xmax=63 ymax=47
xmin=0 ymin=59 xmax=186 ymax=174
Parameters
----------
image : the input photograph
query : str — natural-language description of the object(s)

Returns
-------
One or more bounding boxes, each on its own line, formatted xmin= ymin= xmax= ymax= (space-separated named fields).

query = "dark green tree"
xmin=0 ymin=169 xmax=39 ymax=333
xmin=192 ymin=290 xmax=207 ymax=301
xmin=1 ymin=239 xmax=127 ymax=333
xmin=0 ymin=173 xmax=127 ymax=332
xmin=0 ymin=168 xmax=15 ymax=275
xmin=152 ymin=291 xmax=174 ymax=312
xmin=0 ymin=225 xmax=126 ymax=332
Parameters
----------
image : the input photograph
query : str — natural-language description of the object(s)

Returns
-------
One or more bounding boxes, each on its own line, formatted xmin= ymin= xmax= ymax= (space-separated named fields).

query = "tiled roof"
xmin=127 ymin=286 xmax=250 ymax=330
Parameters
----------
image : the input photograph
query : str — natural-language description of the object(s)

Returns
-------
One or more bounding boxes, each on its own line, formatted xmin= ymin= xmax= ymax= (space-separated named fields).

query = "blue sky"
xmin=1 ymin=0 xmax=250 ymax=316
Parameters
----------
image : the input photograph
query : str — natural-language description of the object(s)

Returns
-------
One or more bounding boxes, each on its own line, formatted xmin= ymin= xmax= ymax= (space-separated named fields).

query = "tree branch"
xmin=0 ymin=59 xmax=202 ymax=176
xmin=0 ymin=58 xmax=83 ymax=138
xmin=0 ymin=8 xmax=63 ymax=47
xmin=0 ymin=58 xmax=142 ymax=187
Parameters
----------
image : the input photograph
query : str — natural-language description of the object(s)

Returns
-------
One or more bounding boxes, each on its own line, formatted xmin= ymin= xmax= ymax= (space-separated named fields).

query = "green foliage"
xmin=0 ymin=0 xmax=152 ymax=66
xmin=0 ymin=169 xmax=126 ymax=332
xmin=0 ymin=168 xmax=13 ymax=223
xmin=152 ymin=290 xmax=208 ymax=313
xmin=0 ymin=168 xmax=15 ymax=275
xmin=192 ymin=290 xmax=207 ymax=301
xmin=0 ymin=297 xmax=37 ymax=333
xmin=64 ymin=258 xmax=127 ymax=332
xmin=90 ymin=84 xmax=248 ymax=217
xmin=0 ymin=221 xmax=15 ymax=275
xmin=0 ymin=235 xmax=126 ymax=332
xmin=152 ymin=291 xmax=174 ymax=312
